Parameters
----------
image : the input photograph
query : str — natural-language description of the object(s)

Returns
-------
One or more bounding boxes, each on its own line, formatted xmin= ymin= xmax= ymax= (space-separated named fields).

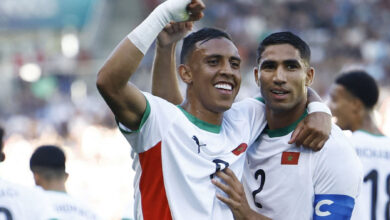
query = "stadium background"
xmin=0 ymin=0 xmax=389 ymax=219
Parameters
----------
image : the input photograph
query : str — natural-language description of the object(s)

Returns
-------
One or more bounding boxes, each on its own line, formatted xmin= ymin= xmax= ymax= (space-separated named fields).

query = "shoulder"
xmin=320 ymin=125 xmax=357 ymax=157
xmin=232 ymin=97 xmax=265 ymax=107
xmin=142 ymin=92 xmax=177 ymax=109
xmin=313 ymin=124 xmax=363 ymax=197
xmin=229 ymin=97 xmax=265 ymax=115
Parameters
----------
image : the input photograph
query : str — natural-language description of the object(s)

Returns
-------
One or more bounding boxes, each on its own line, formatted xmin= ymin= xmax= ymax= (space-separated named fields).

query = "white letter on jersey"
xmin=315 ymin=200 xmax=334 ymax=216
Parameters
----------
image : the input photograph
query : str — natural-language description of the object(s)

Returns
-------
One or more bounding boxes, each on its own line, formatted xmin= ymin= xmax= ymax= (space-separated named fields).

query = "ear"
xmin=178 ymin=64 xmax=192 ymax=84
xmin=0 ymin=152 xmax=5 ymax=162
xmin=352 ymin=98 xmax=364 ymax=114
xmin=64 ymin=172 xmax=69 ymax=181
xmin=305 ymin=67 xmax=315 ymax=86
xmin=33 ymin=173 xmax=41 ymax=185
xmin=253 ymin=67 xmax=260 ymax=87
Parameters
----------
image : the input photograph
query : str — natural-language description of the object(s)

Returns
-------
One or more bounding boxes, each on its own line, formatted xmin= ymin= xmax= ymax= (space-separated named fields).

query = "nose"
xmin=220 ymin=60 xmax=234 ymax=76
xmin=273 ymin=66 xmax=286 ymax=85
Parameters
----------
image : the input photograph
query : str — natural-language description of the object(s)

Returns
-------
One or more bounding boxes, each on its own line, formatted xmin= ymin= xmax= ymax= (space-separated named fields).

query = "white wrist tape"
xmin=307 ymin=102 xmax=332 ymax=115
xmin=128 ymin=0 xmax=191 ymax=55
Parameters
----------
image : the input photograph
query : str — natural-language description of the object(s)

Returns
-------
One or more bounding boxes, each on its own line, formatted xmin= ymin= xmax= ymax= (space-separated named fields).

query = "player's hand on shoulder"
xmin=290 ymin=112 xmax=331 ymax=151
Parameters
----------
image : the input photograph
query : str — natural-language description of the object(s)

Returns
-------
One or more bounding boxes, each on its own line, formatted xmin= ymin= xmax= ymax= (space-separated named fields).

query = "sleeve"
xmin=312 ymin=126 xmax=363 ymax=219
xmin=231 ymin=98 xmax=267 ymax=145
xmin=117 ymin=92 xmax=178 ymax=153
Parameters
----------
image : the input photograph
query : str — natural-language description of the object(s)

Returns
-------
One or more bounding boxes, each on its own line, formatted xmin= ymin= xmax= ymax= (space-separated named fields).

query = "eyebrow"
xmin=260 ymin=60 xmax=276 ymax=69
xmin=206 ymin=54 xmax=241 ymax=62
xmin=260 ymin=59 xmax=302 ymax=68
xmin=230 ymin=56 xmax=241 ymax=62
xmin=283 ymin=59 xmax=301 ymax=66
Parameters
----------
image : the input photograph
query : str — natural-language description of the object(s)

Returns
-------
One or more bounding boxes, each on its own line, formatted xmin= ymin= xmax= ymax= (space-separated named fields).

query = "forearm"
xmin=152 ymin=43 xmax=183 ymax=104
xmin=97 ymin=0 xmax=188 ymax=128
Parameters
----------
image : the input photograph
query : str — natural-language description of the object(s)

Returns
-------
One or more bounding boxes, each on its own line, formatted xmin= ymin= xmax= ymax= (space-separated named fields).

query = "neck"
xmin=181 ymin=99 xmax=224 ymax=125
xmin=266 ymin=101 xmax=306 ymax=130
xmin=40 ymin=180 xmax=67 ymax=193
xmin=354 ymin=111 xmax=382 ymax=135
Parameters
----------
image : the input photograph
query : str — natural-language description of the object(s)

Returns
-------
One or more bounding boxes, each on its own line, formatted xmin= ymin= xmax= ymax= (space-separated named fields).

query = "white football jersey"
xmin=119 ymin=92 xmax=266 ymax=220
xmin=350 ymin=130 xmax=390 ymax=220
xmin=121 ymin=199 xmax=134 ymax=220
xmin=0 ymin=178 xmax=57 ymax=220
xmin=243 ymin=115 xmax=363 ymax=220
xmin=44 ymin=190 xmax=101 ymax=220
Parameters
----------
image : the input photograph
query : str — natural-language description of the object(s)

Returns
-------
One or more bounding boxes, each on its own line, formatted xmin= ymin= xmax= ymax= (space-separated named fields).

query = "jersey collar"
xmin=264 ymin=110 xmax=308 ymax=138
xmin=177 ymin=105 xmax=221 ymax=134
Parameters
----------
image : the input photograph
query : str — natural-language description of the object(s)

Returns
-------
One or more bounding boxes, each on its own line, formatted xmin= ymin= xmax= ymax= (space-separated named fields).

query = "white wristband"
xmin=307 ymin=102 xmax=332 ymax=115
xmin=127 ymin=0 xmax=190 ymax=55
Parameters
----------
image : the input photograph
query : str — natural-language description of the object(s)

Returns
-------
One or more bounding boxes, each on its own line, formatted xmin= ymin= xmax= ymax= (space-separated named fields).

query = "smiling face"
xmin=182 ymin=37 xmax=241 ymax=113
xmin=256 ymin=44 xmax=314 ymax=113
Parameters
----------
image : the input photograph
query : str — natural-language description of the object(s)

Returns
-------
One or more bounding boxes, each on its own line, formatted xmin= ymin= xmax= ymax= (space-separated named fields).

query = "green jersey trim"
xmin=255 ymin=97 xmax=265 ymax=103
xmin=357 ymin=129 xmax=385 ymax=137
xmin=177 ymin=105 xmax=221 ymax=134
xmin=264 ymin=110 xmax=308 ymax=137
xmin=117 ymin=98 xmax=151 ymax=134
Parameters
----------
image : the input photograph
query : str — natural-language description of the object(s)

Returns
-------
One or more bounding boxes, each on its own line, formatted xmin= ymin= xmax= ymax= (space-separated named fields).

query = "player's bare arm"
xmin=212 ymin=168 xmax=272 ymax=220
xmin=289 ymin=87 xmax=332 ymax=151
xmin=96 ymin=0 xmax=204 ymax=130
xmin=97 ymin=39 xmax=146 ymax=131
xmin=152 ymin=22 xmax=192 ymax=104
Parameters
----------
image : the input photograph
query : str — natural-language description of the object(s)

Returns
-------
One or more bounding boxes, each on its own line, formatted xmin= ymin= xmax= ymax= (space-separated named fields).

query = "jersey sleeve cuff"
xmin=116 ymin=96 xmax=151 ymax=134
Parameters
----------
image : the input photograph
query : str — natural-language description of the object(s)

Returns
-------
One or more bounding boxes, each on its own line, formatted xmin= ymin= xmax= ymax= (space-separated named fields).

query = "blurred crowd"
xmin=200 ymin=0 xmax=390 ymax=94
xmin=1 ymin=0 xmax=390 ymax=219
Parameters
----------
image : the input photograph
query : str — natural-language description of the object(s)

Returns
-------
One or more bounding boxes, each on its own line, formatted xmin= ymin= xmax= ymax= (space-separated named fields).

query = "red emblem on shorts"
xmin=232 ymin=143 xmax=248 ymax=156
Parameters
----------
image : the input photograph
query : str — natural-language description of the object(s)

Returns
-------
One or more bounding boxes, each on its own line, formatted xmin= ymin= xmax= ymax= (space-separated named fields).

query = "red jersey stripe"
xmin=139 ymin=142 xmax=172 ymax=220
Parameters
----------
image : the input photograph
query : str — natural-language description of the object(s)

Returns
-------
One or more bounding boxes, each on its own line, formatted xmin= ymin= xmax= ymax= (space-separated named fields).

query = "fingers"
xmin=221 ymin=167 xmax=240 ymax=183
xmin=212 ymin=169 xmax=243 ymax=199
xmin=316 ymin=139 xmax=327 ymax=150
xmin=289 ymin=121 xmax=303 ymax=144
xmin=292 ymin=123 xmax=310 ymax=147
xmin=212 ymin=177 xmax=230 ymax=194
xmin=214 ymin=170 xmax=238 ymax=192
xmin=187 ymin=0 xmax=205 ymax=21
xmin=216 ymin=192 xmax=238 ymax=207
xmin=301 ymin=133 xmax=316 ymax=149
xmin=185 ymin=21 xmax=193 ymax=30
xmin=166 ymin=21 xmax=193 ymax=33
xmin=164 ymin=22 xmax=174 ymax=34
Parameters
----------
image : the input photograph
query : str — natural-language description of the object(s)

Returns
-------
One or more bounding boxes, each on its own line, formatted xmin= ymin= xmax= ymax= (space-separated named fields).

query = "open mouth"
xmin=214 ymin=83 xmax=233 ymax=91
xmin=270 ymin=89 xmax=289 ymax=98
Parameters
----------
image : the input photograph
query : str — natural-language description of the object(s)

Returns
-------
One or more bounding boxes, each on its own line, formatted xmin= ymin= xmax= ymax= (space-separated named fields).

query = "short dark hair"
xmin=257 ymin=31 xmax=311 ymax=64
xmin=335 ymin=70 xmax=379 ymax=109
xmin=180 ymin=27 xmax=233 ymax=64
xmin=30 ymin=145 xmax=66 ymax=180
xmin=30 ymin=145 xmax=66 ymax=171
